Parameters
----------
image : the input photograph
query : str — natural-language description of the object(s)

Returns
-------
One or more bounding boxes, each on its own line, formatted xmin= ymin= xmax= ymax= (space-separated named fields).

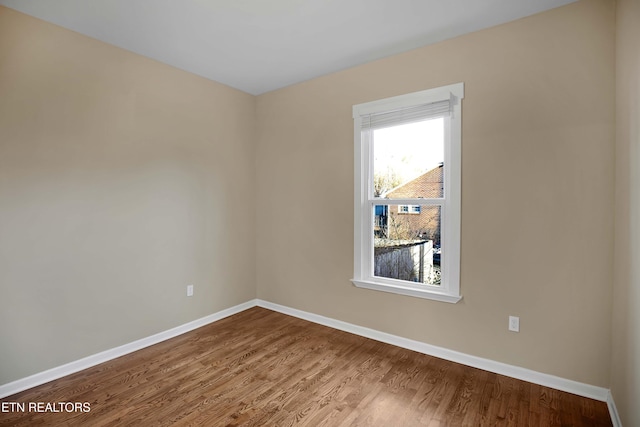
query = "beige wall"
xmin=0 ymin=7 xmax=256 ymax=384
xmin=256 ymin=0 xmax=615 ymax=387
xmin=612 ymin=0 xmax=640 ymax=424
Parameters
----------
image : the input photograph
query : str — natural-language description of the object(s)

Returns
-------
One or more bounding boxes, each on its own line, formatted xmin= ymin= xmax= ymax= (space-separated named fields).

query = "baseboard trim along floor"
xmin=0 ymin=299 xmax=256 ymax=400
xmin=0 ymin=298 xmax=621 ymax=426
xmin=256 ymin=300 xmax=608 ymax=401
xmin=255 ymin=300 xmax=621 ymax=427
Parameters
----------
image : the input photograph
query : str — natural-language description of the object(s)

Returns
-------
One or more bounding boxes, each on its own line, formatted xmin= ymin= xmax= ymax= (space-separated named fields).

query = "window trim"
xmin=352 ymin=83 xmax=464 ymax=303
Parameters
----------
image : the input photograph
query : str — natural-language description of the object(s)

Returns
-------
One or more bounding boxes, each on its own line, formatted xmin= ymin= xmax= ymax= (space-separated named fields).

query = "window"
xmin=352 ymin=83 xmax=463 ymax=303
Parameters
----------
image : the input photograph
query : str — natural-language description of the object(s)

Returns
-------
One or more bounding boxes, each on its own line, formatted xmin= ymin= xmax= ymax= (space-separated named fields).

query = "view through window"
xmin=373 ymin=118 xmax=444 ymax=286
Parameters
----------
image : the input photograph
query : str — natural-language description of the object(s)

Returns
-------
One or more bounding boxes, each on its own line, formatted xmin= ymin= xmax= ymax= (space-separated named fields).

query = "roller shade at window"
xmin=360 ymin=98 xmax=451 ymax=131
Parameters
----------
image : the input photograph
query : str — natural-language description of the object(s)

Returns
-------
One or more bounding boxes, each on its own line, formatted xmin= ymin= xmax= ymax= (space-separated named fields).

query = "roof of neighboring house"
xmin=383 ymin=164 xmax=443 ymax=199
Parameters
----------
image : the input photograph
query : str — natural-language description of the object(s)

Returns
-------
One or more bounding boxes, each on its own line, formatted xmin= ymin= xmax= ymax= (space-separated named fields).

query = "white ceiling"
xmin=0 ymin=0 xmax=576 ymax=95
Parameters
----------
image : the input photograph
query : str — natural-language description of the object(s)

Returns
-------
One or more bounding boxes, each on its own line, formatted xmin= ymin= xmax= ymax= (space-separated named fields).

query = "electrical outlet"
xmin=187 ymin=285 xmax=194 ymax=297
xmin=508 ymin=316 xmax=519 ymax=332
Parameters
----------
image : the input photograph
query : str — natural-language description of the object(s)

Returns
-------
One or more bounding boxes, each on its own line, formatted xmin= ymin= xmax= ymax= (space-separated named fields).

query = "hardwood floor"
xmin=0 ymin=307 xmax=612 ymax=426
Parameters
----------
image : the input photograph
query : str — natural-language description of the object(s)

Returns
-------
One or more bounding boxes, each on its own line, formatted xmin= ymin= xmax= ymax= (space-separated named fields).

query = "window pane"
xmin=373 ymin=118 xmax=444 ymax=199
xmin=374 ymin=205 xmax=441 ymax=286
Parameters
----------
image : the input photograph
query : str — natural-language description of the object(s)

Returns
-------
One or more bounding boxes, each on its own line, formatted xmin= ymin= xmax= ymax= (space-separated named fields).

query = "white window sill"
xmin=351 ymin=279 xmax=462 ymax=303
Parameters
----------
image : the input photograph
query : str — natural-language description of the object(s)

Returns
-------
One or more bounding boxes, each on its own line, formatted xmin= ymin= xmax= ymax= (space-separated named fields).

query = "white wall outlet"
xmin=187 ymin=285 xmax=194 ymax=297
xmin=508 ymin=316 xmax=520 ymax=332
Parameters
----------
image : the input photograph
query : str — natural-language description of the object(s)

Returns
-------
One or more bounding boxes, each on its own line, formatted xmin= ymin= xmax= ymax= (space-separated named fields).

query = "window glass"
xmin=373 ymin=118 xmax=444 ymax=199
xmin=374 ymin=205 xmax=441 ymax=286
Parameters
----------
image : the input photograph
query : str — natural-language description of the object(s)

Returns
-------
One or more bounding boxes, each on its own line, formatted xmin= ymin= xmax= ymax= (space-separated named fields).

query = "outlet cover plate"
xmin=508 ymin=316 xmax=519 ymax=332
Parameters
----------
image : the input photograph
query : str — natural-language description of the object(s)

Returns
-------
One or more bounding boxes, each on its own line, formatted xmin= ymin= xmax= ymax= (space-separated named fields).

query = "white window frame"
xmin=352 ymin=83 xmax=463 ymax=303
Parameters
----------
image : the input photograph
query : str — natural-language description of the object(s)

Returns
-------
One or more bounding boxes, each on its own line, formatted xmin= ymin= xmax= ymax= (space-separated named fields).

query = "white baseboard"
xmin=607 ymin=390 xmax=623 ymax=427
xmin=0 ymin=299 xmax=257 ymax=399
xmin=1 ymin=297 xmax=620 ymax=427
xmin=256 ymin=299 xmax=610 ymax=403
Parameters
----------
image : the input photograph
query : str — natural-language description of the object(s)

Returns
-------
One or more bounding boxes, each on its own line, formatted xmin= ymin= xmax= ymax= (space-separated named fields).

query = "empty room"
xmin=0 ymin=0 xmax=638 ymax=425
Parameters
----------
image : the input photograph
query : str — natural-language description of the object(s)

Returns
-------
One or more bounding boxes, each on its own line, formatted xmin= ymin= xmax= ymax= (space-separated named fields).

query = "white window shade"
xmin=360 ymin=98 xmax=452 ymax=130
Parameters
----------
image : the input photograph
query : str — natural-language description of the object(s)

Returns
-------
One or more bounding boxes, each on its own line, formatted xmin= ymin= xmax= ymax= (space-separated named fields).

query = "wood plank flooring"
xmin=0 ymin=307 xmax=612 ymax=426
